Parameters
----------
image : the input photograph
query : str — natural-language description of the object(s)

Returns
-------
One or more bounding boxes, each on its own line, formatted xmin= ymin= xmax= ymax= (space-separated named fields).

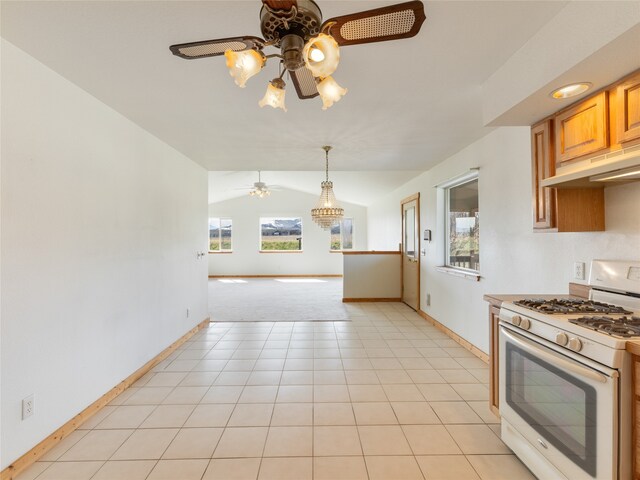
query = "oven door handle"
xmin=500 ymin=326 xmax=610 ymax=384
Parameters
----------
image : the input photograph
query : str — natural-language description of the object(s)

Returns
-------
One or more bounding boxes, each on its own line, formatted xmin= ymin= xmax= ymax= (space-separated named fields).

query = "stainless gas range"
xmin=498 ymin=260 xmax=640 ymax=480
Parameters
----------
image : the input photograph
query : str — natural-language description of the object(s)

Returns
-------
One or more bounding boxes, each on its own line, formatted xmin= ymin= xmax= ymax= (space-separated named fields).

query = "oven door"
xmin=499 ymin=324 xmax=619 ymax=480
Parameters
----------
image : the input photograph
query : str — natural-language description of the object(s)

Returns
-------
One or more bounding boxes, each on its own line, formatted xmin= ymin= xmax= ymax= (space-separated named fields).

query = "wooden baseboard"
xmin=418 ymin=309 xmax=489 ymax=363
xmin=342 ymin=298 xmax=402 ymax=302
xmin=1 ymin=317 xmax=210 ymax=480
xmin=209 ymin=274 xmax=343 ymax=278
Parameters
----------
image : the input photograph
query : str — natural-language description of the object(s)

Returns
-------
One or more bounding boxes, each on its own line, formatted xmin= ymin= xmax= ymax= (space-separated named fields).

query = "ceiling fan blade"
xmin=262 ymin=0 xmax=297 ymax=11
xmin=170 ymin=36 xmax=265 ymax=59
xmin=289 ymin=67 xmax=319 ymax=99
xmin=321 ymin=1 xmax=426 ymax=47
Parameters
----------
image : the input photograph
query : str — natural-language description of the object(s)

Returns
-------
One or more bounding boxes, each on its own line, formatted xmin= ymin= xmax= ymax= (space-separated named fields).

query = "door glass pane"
xmin=505 ymin=342 xmax=597 ymax=476
xmin=405 ymin=206 xmax=415 ymax=257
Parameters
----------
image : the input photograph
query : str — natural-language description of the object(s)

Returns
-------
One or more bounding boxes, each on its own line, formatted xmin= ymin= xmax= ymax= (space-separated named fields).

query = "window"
xmin=209 ymin=217 xmax=232 ymax=252
xmin=445 ymin=175 xmax=479 ymax=271
xmin=330 ymin=218 xmax=354 ymax=251
xmin=260 ymin=217 xmax=302 ymax=251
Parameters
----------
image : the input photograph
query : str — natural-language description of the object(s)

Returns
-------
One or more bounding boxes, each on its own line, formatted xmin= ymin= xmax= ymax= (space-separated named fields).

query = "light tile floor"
xmin=17 ymin=302 xmax=536 ymax=480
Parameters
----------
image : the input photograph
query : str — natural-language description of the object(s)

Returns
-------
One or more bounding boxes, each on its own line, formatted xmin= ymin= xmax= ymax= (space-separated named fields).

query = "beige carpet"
xmin=208 ymin=278 xmax=351 ymax=322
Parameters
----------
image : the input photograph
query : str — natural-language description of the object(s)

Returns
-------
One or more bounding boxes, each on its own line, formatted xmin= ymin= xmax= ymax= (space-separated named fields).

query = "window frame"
xmin=208 ymin=217 xmax=233 ymax=253
xmin=443 ymin=171 xmax=479 ymax=273
xmin=259 ymin=216 xmax=304 ymax=252
xmin=330 ymin=217 xmax=354 ymax=252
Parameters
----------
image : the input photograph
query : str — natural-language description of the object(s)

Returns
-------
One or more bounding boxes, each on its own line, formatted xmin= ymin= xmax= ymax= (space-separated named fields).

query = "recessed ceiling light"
xmin=550 ymin=83 xmax=592 ymax=99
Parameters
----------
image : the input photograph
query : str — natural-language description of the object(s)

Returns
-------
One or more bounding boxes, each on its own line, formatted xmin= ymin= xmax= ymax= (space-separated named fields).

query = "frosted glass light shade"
xmin=224 ymin=49 xmax=264 ymax=88
xmin=316 ymin=76 xmax=347 ymax=110
xmin=303 ymin=34 xmax=340 ymax=78
xmin=258 ymin=80 xmax=287 ymax=112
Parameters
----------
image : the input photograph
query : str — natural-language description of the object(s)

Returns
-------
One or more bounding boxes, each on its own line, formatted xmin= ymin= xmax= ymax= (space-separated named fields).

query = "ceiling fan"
xmin=170 ymin=0 xmax=426 ymax=110
xmin=236 ymin=171 xmax=282 ymax=197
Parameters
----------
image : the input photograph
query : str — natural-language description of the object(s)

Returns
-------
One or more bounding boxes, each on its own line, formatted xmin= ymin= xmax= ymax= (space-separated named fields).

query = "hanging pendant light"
xmin=311 ymin=146 xmax=344 ymax=230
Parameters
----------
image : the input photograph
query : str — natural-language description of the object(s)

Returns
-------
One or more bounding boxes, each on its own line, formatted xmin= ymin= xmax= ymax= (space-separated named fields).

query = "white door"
xmin=401 ymin=194 xmax=420 ymax=310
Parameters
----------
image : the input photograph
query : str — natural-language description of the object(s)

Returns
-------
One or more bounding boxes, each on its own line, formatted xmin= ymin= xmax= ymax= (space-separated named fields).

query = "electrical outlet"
xmin=426 ymin=293 xmax=431 ymax=306
xmin=574 ymin=262 xmax=585 ymax=280
xmin=22 ymin=395 xmax=34 ymax=420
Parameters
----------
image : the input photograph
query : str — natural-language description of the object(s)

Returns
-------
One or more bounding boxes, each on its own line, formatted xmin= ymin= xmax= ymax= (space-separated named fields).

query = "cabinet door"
xmin=489 ymin=305 xmax=500 ymax=417
xmin=555 ymin=91 xmax=609 ymax=165
xmin=617 ymin=72 xmax=640 ymax=144
xmin=531 ymin=120 xmax=556 ymax=229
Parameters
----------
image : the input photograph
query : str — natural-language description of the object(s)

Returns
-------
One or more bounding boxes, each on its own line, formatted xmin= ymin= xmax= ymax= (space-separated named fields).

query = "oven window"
xmin=505 ymin=342 xmax=597 ymax=476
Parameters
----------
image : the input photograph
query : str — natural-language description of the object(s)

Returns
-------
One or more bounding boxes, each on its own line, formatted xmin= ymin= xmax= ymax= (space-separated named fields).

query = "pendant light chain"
xmin=325 ymin=148 xmax=329 ymax=182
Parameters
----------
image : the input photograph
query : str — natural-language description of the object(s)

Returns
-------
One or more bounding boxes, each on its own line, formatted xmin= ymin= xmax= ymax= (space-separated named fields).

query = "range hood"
xmin=541 ymin=144 xmax=640 ymax=188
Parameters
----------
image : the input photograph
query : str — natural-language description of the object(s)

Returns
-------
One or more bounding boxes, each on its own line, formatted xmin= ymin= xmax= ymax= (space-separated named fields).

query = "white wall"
xmin=208 ymin=189 xmax=367 ymax=276
xmin=367 ymin=127 xmax=640 ymax=354
xmin=343 ymin=254 xmax=402 ymax=299
xmin=1 ymin=41 xmax=208 ymax=468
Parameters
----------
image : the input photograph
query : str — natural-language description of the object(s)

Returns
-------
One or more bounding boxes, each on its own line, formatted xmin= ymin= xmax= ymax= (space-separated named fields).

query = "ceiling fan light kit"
xmin=224 ymin=49 xmax=265 ymax=88
xmin=316 ymin=76 xmax=347 ymax=110
xmin=170 ymin=0 xmax=426 ymax=111
xmin=249 ymin=171 xmax=272 ymax=197
xmin=259 ymin=77 xmax=288 ymax=111
xmin=302 ymin=33 xmax=340 ymax=78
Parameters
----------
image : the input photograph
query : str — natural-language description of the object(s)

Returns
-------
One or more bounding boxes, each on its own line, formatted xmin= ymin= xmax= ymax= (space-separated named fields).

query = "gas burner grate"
xmin=569 ymin=316 xmax=640 ymax=338
xmin=513 ymin=298 xmax=632 ymax=315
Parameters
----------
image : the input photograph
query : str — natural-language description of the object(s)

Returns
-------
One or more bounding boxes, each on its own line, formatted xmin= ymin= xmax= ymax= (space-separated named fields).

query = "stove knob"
xmin=511 ymin=315 xmax=522 ymax=327
xmin=520 ymin=318 xmax=531 ymax=330
xmin=568 ymin=337 xmax=583 ymax=352
xmin=556 ymin=332 xmax=569 ymax=346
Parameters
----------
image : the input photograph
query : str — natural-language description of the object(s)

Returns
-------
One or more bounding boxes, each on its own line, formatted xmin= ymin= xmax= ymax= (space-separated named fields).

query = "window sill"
xmin=209 ymin=251 xmax=232 ymax=254
xmin=435 ymin=266 xmax=481 ymax=281
xmin=259 ymin=250 xmax=303 ymax=254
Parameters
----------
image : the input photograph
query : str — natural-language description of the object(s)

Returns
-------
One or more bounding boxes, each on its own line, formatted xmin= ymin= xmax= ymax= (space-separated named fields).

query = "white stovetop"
xmin=501 ymin=302 xmax=635 ymax=351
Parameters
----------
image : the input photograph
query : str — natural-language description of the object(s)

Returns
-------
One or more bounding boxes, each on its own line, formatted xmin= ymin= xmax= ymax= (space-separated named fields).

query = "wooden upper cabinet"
xmin=531 ymin=120 xmax=555 ymax=229
xmin=555 ymin=91 xmax=609 ymax=165
xmin=617 ymin=72 xmax=640 ymax=144
xmin=530 ymin=119 xmax=604 ymax=232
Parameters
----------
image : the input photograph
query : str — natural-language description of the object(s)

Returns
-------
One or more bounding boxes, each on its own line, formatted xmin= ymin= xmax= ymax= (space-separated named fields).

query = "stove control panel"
xmin=499 ymin=305 xmax=627 ymax=369
xmin=554 ymin=333 xmax=583 ymax=352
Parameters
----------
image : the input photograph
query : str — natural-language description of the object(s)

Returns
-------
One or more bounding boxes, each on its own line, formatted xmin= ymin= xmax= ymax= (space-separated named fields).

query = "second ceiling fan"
xmin=170 ymin=0 xmax=426 ymax=110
